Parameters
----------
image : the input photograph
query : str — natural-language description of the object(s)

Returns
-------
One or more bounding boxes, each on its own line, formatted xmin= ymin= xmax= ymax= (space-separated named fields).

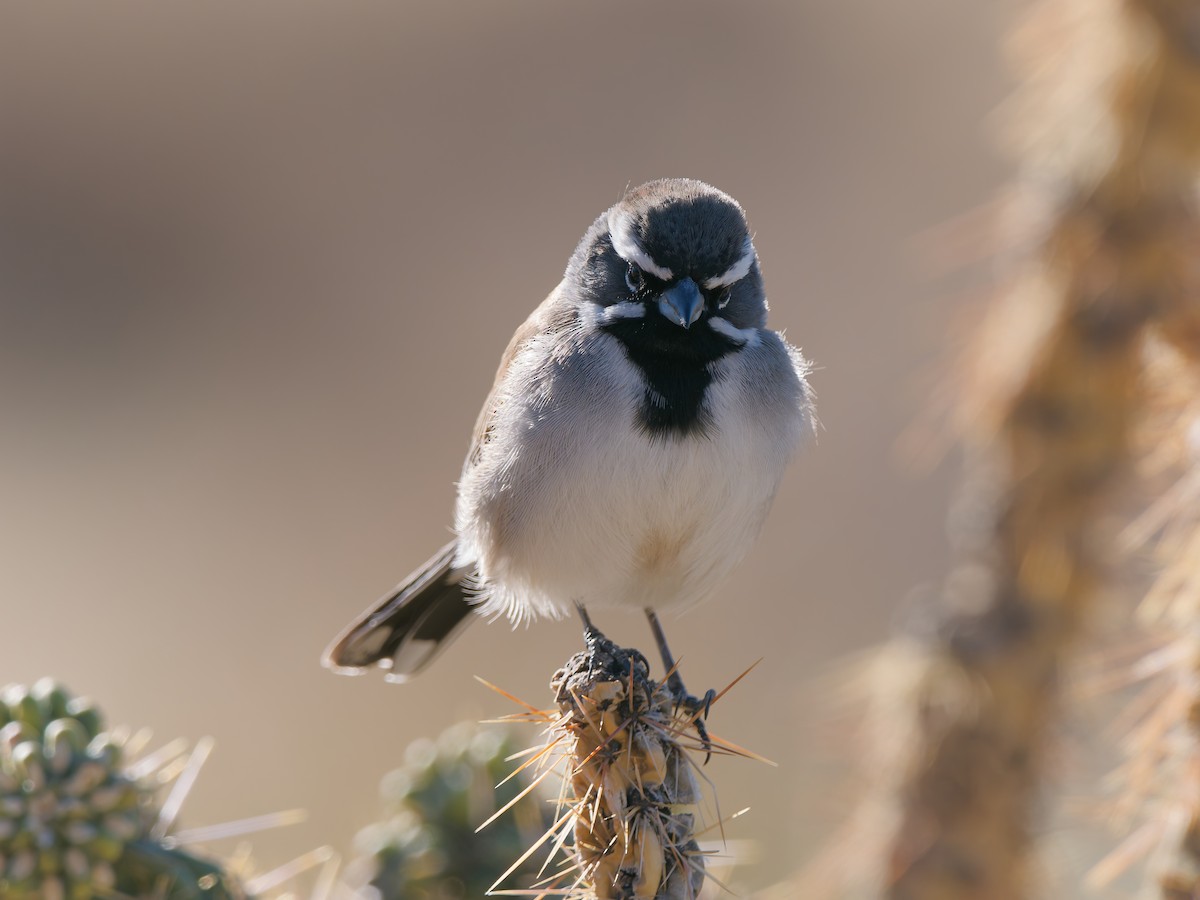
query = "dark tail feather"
xmin=322 ymin=541 xmax=476 ymax=681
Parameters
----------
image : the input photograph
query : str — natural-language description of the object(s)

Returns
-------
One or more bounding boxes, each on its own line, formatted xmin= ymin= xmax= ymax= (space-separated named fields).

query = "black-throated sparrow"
xmin=323 ymin=178 xmax=814 ymax=689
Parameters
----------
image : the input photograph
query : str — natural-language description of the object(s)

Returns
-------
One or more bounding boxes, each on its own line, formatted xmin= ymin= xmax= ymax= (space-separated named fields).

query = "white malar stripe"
xmin=708 ymin=316 xmax=759 ymax=346
xmin=702 ymin=236 xmax=756 ymax=290
xmin=607 ymin=211 xmax=673 ymax=280
xmin=602 ymin=300 xmax=646 ymax=321
xmin=578 ymin=300 xmax=646 ymax=329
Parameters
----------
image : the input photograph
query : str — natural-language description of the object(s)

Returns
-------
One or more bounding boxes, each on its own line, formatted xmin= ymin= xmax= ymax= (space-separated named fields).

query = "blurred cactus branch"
xmin=1130 ymin=353 xmax=1200 ymax=898
xmin=884 ymin=1 xmax=1200 ymax=898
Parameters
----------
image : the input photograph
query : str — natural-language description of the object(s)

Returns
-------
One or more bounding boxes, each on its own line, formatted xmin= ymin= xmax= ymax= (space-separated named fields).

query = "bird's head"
xmin=567 ymin=179 xmax=767 ymax=335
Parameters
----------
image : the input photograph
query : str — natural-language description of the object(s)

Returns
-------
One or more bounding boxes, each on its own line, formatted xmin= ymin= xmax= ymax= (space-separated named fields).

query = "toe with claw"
xmin=647 ymin=608 xmax=717 ymax=761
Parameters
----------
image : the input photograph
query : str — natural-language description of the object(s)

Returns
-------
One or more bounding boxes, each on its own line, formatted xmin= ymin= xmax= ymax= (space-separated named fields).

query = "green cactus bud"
xmin=39 ymin=848 xmax=61 ymax=875
xmin=32 ymin=679 xmax=71 ymax=723
xmin=60 ymin=822 xmax=95 ymax=847
xmin=11 ymin=742 xmax=46 ymax=792
xmin=8 ymin=848 xmax=36 ymax=882
xmin=4 ymin=687 xmax=43 ymax=735
xmin=84 ymin=734 xmax=121 ymax=769
xmin=59 ymin=761 xmax=106 ymax=798
xmin=62 ymin=846 xmax=88 ymax=880
xmin=84 ymin=784 xmax=123 ymax=815
xmin=90 ymin=859 xmax=114 ymax=889
xmin=0 ymin=680 xmax=245 ymax=899
xmin=0 ymin=721 xmax=35 ymax=754
xmin=43 ymin=721 xmax=89 ymax=778
xmin=85 ymin=831 xmax=125 ymax=864
xmin=352 ymin=722 xmax=555 ymax=900
xmin=63 ymin=700 xmax=102 ymax=742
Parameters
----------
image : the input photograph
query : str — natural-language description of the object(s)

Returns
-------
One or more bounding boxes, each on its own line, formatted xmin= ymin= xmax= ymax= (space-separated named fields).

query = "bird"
xmin=323 ymin=178 xmax=815 ymax=700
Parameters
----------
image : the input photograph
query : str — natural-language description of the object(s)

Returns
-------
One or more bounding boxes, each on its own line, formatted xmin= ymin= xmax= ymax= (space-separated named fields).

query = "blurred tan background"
xmin=0 ymin=1 xmax=1020 ymax=892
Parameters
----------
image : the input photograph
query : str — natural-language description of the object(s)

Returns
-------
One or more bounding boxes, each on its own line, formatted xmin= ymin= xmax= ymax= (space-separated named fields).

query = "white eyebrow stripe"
xmin=607 ymin=211 xmax=673 ymax=280
xmin=702 ymin=236 xmax=756 ymax=290
xmin=708 ymin=316 xmax=760 ymax=346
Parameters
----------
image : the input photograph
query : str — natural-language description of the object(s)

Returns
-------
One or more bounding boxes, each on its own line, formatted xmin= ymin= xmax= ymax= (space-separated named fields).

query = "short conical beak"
xmin=657 ymin=278 xmax=704 ymax=329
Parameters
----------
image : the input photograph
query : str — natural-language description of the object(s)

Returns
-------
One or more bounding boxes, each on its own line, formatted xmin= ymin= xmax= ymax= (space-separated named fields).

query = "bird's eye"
xmin=717 ymin=288 xmax=732 ymax=309
xmin=625 ymin=265 xmax=645 ymax=295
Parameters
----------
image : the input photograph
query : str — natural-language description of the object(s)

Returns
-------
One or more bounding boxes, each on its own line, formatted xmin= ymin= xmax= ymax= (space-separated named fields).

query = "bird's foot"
xmin=665 ymin=675 xmax=716 ymax=762
xmin=644 ymin=608 xmax=716 ymax=761
xmin=574 ymin=603 xmax=650 ymax=688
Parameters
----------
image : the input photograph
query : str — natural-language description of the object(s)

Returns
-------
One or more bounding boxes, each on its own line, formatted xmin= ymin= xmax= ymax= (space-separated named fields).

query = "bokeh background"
xmin=1 ymin=1 xmax=1021 ymax=892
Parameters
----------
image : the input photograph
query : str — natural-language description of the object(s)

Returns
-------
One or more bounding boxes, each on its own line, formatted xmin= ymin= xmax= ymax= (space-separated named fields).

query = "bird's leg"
xmin=645 ymin=608 xmax=716 ymax=757
xmin=575 ymin=601 xmax=606 ymax=645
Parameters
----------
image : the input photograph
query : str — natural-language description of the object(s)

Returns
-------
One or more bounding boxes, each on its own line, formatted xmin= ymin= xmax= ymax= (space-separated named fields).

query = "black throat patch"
xmin=602 ymin=313 xmax=741 ymax=439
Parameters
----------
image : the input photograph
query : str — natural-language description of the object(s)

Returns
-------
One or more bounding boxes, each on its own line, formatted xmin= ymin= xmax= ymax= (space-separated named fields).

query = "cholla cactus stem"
xmin=484 ymin=640 xmax=763 ymax=899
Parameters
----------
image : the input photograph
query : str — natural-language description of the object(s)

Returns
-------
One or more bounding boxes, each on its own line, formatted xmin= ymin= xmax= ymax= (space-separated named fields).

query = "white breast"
xmin=455 ymin=326 xmax=800 ymax=624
